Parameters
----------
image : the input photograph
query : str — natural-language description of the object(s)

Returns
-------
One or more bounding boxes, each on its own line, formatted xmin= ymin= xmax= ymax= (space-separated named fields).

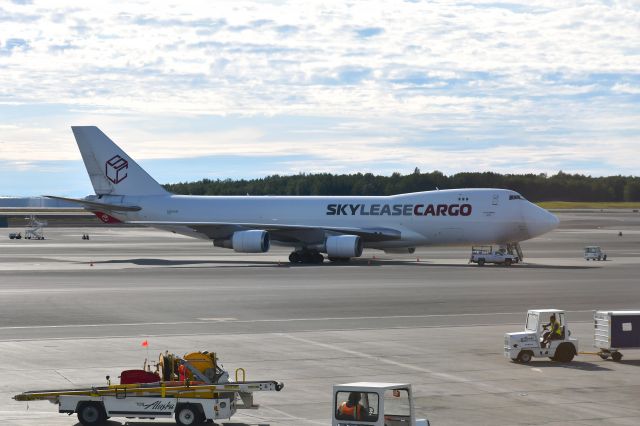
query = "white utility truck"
xmin=333 ymin=382 xmax=429 ymax=426
xmin=505 ymin=309 xmax=578 ymax=363
xmin=469 ymin=246 xmax=518 ymax=266
xmin=14 ymin=350 xmax=283 ymax=426
xmin=584 ymin=246 xmax=607 ymax=261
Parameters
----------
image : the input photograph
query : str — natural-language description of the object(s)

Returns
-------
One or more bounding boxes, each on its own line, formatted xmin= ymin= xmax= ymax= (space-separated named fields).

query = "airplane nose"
xmin=524 ymin=203 xmax=559 ymax=238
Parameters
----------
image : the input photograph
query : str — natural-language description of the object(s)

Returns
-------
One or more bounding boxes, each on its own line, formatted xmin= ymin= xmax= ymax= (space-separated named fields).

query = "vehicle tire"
xmin=289 ymin=252 xmax=301 ymax=264
xmin=611 ymin=351 xmax=623 ymax=362
xmin=504 ymin=258 xmax=512 ymax=266
xmin=603 ymin=254 xmax=607 ymax=261
xmin=597 ymin=256 xmax=601 ymax=261
xmin=478 ymin=258 xmax=485 ymax=266
xmin=553 ymin=343 xmax=576 ymax=363
xmin=77 ymin=402 xmax=107 ymax=426
xmin=175 ymin=404 xmax=203 ymax=426
xmin=517 ymin=351 xmax=532 ymax=363
xmin=314 ymin=253 xmax=324 ymax=264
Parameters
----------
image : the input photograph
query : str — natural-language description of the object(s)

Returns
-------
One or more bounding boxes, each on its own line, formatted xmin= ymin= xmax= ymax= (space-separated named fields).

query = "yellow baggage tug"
xmin=14 ymin=350 xmax=284 ymax=426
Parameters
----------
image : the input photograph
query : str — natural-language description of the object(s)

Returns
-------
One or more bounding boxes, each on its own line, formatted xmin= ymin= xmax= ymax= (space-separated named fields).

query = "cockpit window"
xmin=509 ymin=194 xmax=525 ymax=200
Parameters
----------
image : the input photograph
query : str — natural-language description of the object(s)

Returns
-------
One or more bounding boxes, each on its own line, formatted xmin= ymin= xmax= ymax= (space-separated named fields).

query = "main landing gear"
xmin=289 ymin=249 xmax=324 ymax=264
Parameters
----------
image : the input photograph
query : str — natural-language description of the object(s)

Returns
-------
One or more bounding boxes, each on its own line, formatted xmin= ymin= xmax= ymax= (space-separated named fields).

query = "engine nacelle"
xmin=231 ymin=230 xmax=270 ymax=253
xmin=325 ymin=235 xmax=363 ymax=258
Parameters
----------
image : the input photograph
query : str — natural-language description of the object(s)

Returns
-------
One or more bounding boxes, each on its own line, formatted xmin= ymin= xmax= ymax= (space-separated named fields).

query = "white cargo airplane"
xmin=47 ymin=127 xmax=559 ymax=264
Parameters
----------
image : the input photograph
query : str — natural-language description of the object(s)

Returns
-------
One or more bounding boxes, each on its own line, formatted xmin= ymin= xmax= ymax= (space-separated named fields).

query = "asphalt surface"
xmin=1 ymin=210 xmax=640 ymax=425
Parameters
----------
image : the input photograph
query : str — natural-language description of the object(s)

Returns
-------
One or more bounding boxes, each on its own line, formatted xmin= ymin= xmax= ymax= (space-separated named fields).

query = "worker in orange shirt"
xmin=338 ymin=392 xmax=365 ymax=420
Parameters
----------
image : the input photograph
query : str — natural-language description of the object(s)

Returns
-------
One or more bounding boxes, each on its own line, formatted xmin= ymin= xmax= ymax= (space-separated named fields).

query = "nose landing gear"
xmin=289 ymin=249 xmax=325 ymax=264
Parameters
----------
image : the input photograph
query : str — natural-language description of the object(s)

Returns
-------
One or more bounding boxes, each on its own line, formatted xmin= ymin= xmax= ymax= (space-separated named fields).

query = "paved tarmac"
xmin=1 ymin=210 xmax=640 ymax=425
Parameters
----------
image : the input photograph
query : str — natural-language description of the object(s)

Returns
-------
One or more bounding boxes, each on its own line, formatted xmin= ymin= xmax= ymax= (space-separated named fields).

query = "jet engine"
xmin=325 ymin=235 xmax=363 ymax=258
xmin=231 ymin=230 xmax=270 ymax=253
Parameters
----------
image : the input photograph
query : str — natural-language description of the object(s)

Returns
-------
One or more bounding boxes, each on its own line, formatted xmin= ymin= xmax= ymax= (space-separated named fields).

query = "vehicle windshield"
xmin=526 ymin=313 xmax=539 ymax=332
xmin=384 ymin=388 xmax=411 ymax=420
xmin=335 ymin=391 xmax=379 ymax=423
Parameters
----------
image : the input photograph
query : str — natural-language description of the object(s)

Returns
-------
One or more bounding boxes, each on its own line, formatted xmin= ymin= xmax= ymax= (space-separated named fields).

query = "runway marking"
xmin=196 ymin=317 xmax=238 ymax=322
xmin=279 ymin=333 xmax=489 ymax=388
xmin=0 ymin=310 xmax=595 ymax=330
xmin=239 ymin=405 xmax=326 ymax=425
xmin=0 ymin=321 xmax=596 ymax=342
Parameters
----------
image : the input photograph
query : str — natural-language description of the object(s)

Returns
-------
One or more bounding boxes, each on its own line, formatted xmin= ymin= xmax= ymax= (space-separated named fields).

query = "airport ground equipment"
xmin=584 ymin=246 xmax=606 ymax=261
xmin=333 ymin=383 xmax=429 ymax=426
xmin=594 ymin=310 xmax=640 ymax=361
xmin=8 ymin=232 xmax=21 ymax=239
xmin=469 ymin=245 xmax=518 ymax=266
xmin=23 ymin=215 xmax=46 ymax=240
xmin=14 ymin=350 xmax=284 ymax=426
xmin=505 ymin=309 xmax=578 ymax=363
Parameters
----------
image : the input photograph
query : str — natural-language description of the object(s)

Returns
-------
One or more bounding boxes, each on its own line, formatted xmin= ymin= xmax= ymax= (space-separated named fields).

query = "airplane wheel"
xmin=313 ymin=253 xmax=324 ymax=264
xmin=611 ymin=351 xmax=623 ymax=362
xmin=599 ymin=353 xmax=610 ymax=360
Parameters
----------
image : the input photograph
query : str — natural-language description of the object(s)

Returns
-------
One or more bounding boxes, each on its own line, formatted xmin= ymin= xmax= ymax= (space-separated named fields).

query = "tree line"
xmin=164 ymin=170 xmax=640 ymax=202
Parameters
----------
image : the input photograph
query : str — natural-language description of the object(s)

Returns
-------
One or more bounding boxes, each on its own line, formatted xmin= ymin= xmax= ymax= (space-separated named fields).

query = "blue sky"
xmin=1 ymin=0 xmax=639 ymax=196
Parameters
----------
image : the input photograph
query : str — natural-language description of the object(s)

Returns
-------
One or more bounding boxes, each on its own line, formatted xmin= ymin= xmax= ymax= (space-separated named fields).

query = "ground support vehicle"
xmin=469 ymin=245 xmax=518 ymax=266
xmin=23 ymin=215 xmax=46 ymax=240
xmin=14 ymin=350 xmax=284 ymax=426
xmin=333 ymin=382 xmax=429 ymax=426
xmin=584 ymin=246 xmax=607 ymax=261
xmin=594 ymin=310 xmax=640 ymax=361
xmin=505 ymin=309 xmax=578 ymax=363
xmin=8 ymin=232 xmax=21 ymax=239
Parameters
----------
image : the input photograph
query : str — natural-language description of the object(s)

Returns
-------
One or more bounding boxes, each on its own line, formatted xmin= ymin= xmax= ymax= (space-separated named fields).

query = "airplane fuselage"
xmin=99 ymin=187 xmax=557 ymax=249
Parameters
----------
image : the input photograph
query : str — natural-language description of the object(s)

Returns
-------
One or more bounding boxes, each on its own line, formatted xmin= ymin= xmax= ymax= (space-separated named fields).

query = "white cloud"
xmin=0 ymin=0 xmax=639 ymax=193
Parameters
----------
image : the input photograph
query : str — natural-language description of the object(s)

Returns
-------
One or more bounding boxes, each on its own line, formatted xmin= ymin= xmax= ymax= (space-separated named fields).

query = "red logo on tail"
xmin=93 ymin=212 xmax=122 ymax=224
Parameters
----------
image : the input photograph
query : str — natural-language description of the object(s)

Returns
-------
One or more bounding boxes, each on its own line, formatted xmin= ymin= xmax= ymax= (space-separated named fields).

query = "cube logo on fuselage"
xmin=326 ymin=203 xmax=472 ymax=217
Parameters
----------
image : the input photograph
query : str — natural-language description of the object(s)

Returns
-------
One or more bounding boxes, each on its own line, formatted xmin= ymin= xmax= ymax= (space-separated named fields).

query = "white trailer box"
xmin=594 ymin=310 xmax=640 ymax=361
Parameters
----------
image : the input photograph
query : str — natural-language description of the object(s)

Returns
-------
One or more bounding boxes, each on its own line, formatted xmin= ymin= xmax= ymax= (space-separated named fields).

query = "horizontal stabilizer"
xmin=44 ymin=196 xmax=141 ymax=212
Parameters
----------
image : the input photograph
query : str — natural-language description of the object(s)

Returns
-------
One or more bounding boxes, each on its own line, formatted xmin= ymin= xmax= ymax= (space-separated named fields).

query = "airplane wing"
xmin=129 ymin=221 xmax=402 ymax=243
xmin=44 ymin=196 xmax=142 ymax=212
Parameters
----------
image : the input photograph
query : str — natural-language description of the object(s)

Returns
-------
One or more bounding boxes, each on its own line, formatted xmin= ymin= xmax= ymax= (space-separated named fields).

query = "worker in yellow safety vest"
xmin=338 ymin=392 xmax=365 ymax=420
xmin=542 ymin=314 xmax=562 ymax=347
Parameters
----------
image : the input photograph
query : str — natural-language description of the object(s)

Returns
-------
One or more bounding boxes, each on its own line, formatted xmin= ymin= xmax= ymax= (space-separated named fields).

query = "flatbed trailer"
xmin=15 ymin=380 xmax=283 ymax=426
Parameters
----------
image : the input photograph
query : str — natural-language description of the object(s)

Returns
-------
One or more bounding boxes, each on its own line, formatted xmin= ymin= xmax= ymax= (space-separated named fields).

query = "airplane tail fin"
xmin=71 ymin=126 xmax=168 ymax=196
